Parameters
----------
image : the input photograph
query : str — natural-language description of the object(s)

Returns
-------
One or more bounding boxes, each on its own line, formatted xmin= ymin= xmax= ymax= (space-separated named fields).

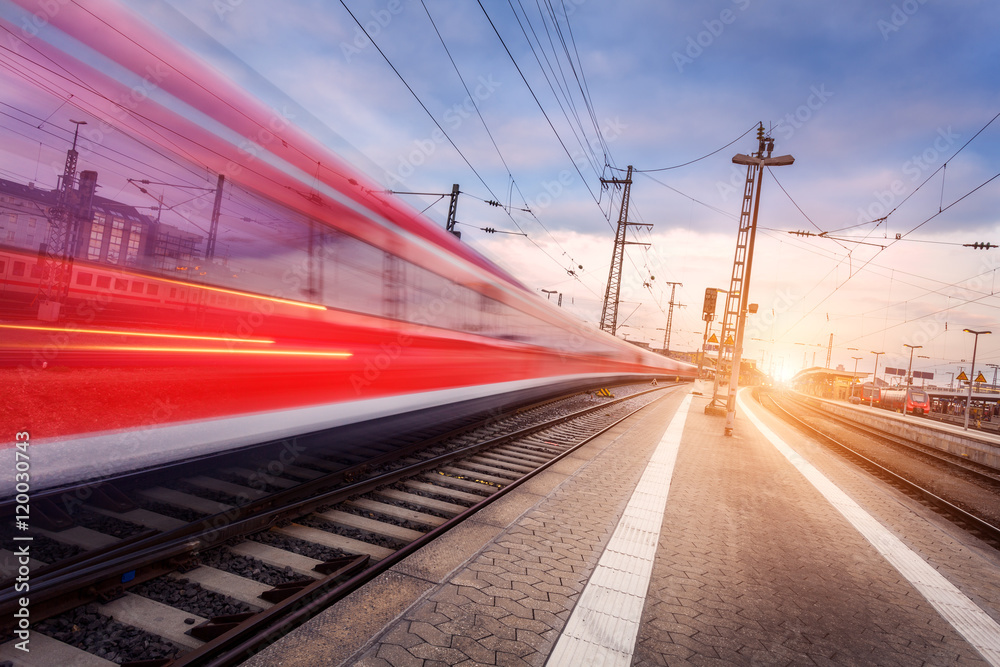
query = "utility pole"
xmin=388 ymin=185 xmax=462 ymax=239
xmin=661 ymin=281 xmax=684 ymax=354
xmin=826 ymin=333 xmax=833 ymax=368
xmin=205 ymin=174 xmax=225 ymax=262
xmin=599 ymin=166 xmax=651 ymax=335
xmin=446 ymin=183 xmax=460 ymax=237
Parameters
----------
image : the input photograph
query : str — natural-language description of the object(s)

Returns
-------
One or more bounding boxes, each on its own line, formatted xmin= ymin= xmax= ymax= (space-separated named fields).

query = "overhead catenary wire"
xmin=417 ymin=0 xmax=585 ymax=276
xmin=337 ymin=0 xmax=588 ymax=285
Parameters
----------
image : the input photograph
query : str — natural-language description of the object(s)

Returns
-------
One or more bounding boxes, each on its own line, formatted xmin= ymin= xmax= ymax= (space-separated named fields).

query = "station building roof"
xmin=790 ymin=366 xmax=869 ymax=386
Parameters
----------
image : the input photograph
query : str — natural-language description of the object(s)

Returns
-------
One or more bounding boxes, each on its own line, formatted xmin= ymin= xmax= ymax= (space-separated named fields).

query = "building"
xmin=0 ymin=176 xmax=201 ymax=271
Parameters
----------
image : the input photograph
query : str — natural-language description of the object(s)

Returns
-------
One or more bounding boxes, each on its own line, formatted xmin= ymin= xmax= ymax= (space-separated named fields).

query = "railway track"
xmin=0 ymin=381 xmax=680 ymax=666
xmin=757 ymin=388 xmax=1000 ymax=551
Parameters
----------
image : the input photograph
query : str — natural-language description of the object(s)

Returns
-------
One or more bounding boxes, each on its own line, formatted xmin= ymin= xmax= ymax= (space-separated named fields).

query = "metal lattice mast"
xmin=722 ymin=125 xmax=794 ymax=435
xmin=599 ymin=166 xmax=632 ymax=335
xmin=37 ymin=120 xmax=87 ymax=321
xmin=662 ymin=281 xmax=683 ymax=353
xmin=599 ymin=166 xmax=651 ymax=335
xmin=826 ymin=333 xmax=833 ymax=368
xmin=710 ymin=131 xmax=762 ymax=405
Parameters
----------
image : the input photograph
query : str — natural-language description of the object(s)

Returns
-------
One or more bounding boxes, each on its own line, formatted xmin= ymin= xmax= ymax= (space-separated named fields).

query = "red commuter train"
xmin=0 ymin=1 xmax=695 ymax=495
xmin=879 ymin=387 xmax=930 ymax=416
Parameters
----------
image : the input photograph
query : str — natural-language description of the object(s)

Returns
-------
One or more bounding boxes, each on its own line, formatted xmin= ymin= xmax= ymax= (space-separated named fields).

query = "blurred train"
xmin=0 ymin=1 xmax=695 ymax=495
xmin=879 ymin=387 xmax=930 ymax=416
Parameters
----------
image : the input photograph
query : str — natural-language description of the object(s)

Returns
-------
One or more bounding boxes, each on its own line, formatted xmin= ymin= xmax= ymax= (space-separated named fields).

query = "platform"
xmin=800 ymin=391 xmax=1000 ymax=469
xmin=241 ymin=386 xmax=1000 ymax=666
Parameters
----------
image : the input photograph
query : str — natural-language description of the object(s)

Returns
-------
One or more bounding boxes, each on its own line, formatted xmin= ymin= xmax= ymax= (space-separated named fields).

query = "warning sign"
xmin=707 ymin=333 xmax=718 ymax=344
xmin=976 ymin=372 xmax=987 ymax=384
xmin=724 ymin=335 xmax=735 ymax=346
xmin=957 ymin=371 xmax=968 ymax=381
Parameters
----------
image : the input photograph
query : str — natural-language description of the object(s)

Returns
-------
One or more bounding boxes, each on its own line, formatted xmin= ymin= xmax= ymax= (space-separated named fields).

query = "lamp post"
xmin=903 ymin=344 xmax=922 ymax=387
xmin=541 ymin=289 xmax=557 ymax=301
xmin=870 ymin=351 xmax=885 ymax=407
xmin=724 ymin=136 xmax=794 ymax=436
xmin=851 ymin=356 xmax=863 ymax=399
xmin=963 ymin=329 xmax=991 ymax=430
xmin=917 ymin=355 xmax=930 ymax=387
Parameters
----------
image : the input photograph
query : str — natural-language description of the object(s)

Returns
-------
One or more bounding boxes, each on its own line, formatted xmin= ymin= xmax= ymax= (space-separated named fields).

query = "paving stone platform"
xmin=242 ymin=386 xmax=1000 ymax=666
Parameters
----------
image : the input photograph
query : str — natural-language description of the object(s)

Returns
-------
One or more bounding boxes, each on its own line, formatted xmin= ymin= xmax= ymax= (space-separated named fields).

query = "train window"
xmin=114 ymin=278 xmax=127 ymax=291
xmin=96 ymin=275 xmax=111 ymax=289
xmin=169 ymin=287 xmax=177 ymax=299
xmin=77 ymin=272 xmax=94 ymax=286
xmin=0 ymin=260 xmax=5 ymax=274
xmin=131 ymin=282 xmax=144 ymax=293
xmin=12 ymin=261 xmax=25 ymax=277
xmin=147 ymin=284 xmax=159 ymax=296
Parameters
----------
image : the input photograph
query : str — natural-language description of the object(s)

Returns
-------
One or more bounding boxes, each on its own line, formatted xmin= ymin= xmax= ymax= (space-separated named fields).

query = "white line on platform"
xmin=739 ymin=390 xmax=1000 ymax=667
xmin=547 ymin=393 xmax=693 ymax=667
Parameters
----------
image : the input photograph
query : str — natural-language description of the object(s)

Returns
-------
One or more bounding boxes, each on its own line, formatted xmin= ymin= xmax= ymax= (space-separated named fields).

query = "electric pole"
xmin=826 ymin=333 xmax=833 ymax=369
xmin=662 ymin=281 xmax=684 ymax=353
xmin=205 ymin=174 xmax=225 ymax=262
xmin=446 ymin=183 xmax=460 ymax=237
xmin=599 ymin=166 xmax=651 ymax=335
xmin=388 ymin=185 xmax=462 ymax=239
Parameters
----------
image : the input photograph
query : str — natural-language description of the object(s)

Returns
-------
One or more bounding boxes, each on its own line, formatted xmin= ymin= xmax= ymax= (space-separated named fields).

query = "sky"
xmin=3 ymin=0 xmax=1000 ymax=385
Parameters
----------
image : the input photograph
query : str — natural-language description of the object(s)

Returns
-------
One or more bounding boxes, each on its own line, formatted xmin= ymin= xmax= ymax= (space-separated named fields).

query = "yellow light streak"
xmin=151 ymin=275 xmax=327 ymax=311
xmin=0 ymin=324 xmax=274 ymax=345
xmin=66 ymin=345 xmax=352 ymax=357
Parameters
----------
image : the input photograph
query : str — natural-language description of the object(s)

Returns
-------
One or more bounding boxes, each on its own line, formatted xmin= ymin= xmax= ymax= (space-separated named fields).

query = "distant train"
xmin=878 ymin=387 xmax=930 ymax=416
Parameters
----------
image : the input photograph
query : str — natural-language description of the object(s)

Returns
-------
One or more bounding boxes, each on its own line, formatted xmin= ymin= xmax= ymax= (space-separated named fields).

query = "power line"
xmin=476 ymin=0 xmax=614 ymax=231
xmin=612 ymin=124 xmax=758 ymax=173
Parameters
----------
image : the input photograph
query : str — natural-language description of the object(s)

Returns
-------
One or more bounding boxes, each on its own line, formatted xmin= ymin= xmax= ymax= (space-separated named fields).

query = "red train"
xmin=879 ymin=387 xmax=930 ymax=416
xmin=0 ymin=1 xmax=695 ymax=495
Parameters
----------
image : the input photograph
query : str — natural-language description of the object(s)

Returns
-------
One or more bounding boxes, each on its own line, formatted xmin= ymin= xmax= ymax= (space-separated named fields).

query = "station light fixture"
xmin=962 ymin=329 xmax=991 ymax=430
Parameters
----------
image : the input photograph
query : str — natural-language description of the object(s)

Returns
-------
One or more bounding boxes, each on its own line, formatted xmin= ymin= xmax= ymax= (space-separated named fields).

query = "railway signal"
xmin=702 ymin=287 xmax=718 ymax=321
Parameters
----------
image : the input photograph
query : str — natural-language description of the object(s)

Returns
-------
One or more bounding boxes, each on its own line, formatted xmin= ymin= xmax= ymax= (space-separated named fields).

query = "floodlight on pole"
xmin=851 ymin=356 xmax=863 ymax=399
xmin=723 ymin=136 xmax=794 ymax=436
xmin=870 ymin=351 xmax=885 ymax=407
xmin=903 ymin=344 xmax=922 ymax=388
xmin=963 ymin=329 xmax=991 ymax=430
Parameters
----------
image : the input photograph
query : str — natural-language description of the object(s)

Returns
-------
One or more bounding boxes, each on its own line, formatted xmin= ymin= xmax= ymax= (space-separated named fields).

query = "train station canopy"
xmin=790 ymin=367 xmax=870 ymax=399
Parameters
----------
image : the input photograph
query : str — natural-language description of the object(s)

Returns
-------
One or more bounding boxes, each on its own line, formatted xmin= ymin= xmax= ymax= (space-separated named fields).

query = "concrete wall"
xmin=795 ymin=392 xmax=1000 ymax=470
